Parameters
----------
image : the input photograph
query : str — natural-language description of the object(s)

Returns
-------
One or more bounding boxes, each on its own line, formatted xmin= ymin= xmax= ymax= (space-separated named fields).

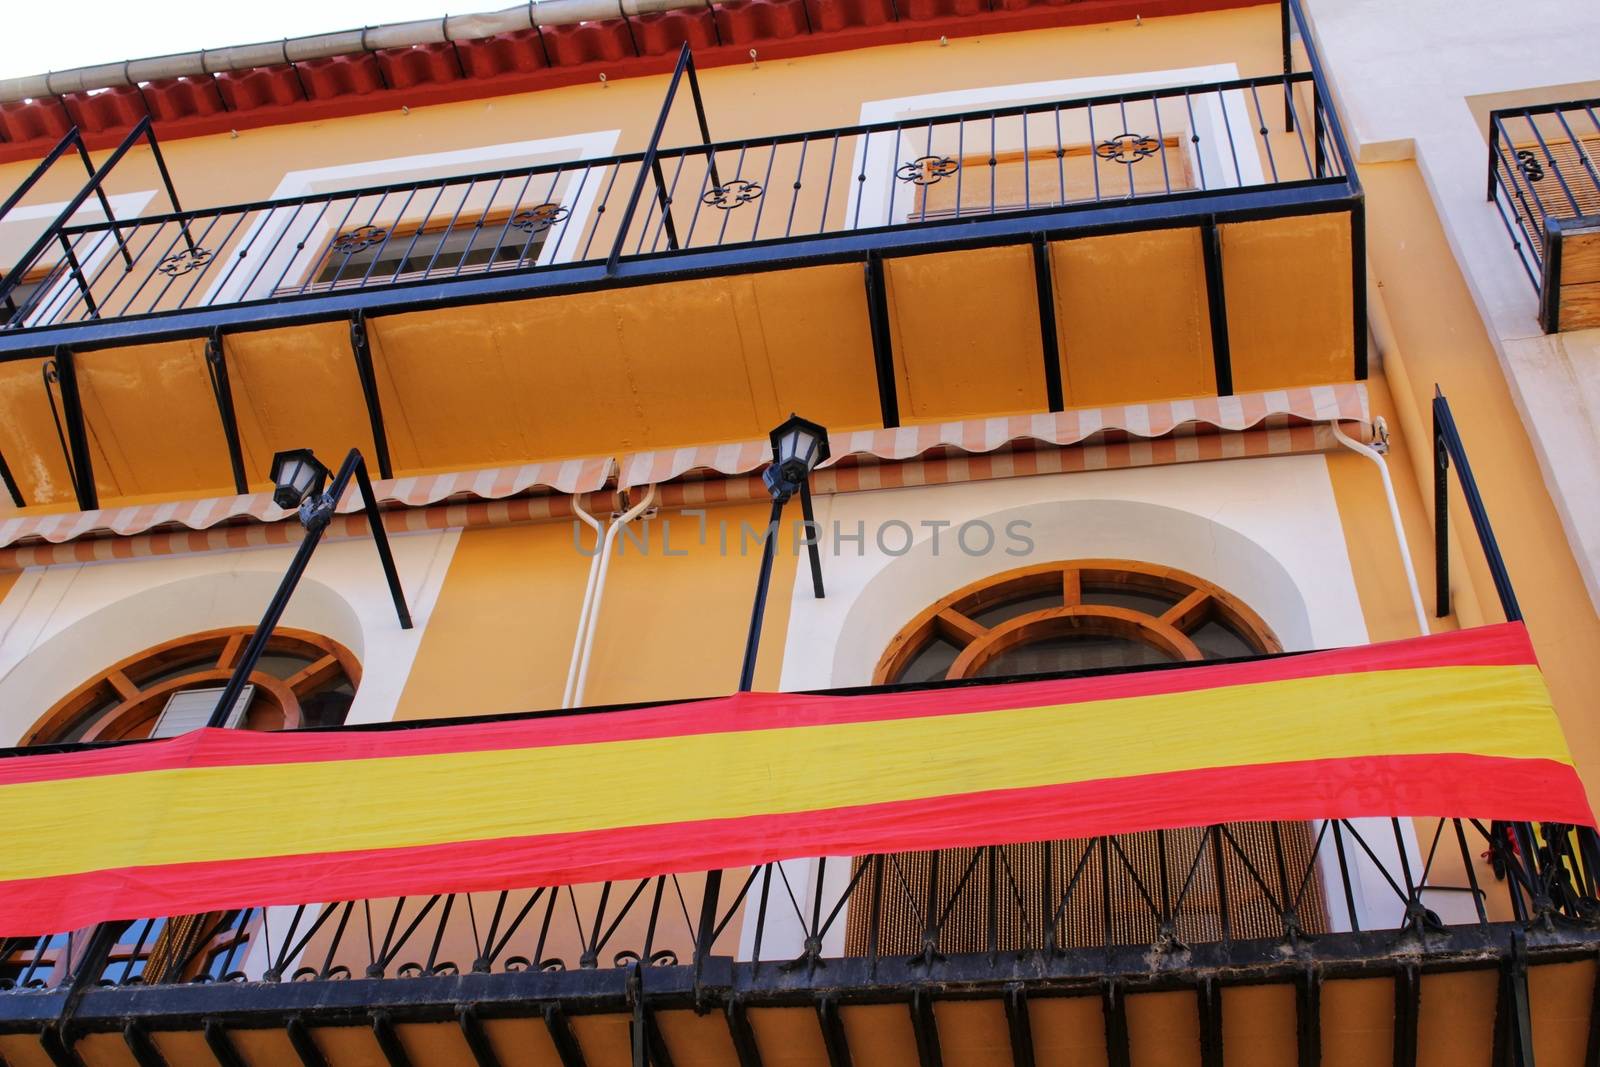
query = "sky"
xmin=0 ymin=0 xmax=519 ymax=82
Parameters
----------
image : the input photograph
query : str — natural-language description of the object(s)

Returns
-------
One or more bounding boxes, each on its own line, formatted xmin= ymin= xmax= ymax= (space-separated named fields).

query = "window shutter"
xmin=149 ymin=685 xmax=253 ymax=738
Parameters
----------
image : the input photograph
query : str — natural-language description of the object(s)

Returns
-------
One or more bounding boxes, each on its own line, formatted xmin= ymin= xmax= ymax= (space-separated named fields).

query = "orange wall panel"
xmin=1221 ymin=212 xmax=1355 ymax=392
xmin=397 ymin=500 xmax=798 ymax=719
xmin=369 ymin=266 xmax=880 ymax=475
xmin=1050 ymin=228 xmax=1216 ymax=405
xmin=223 ymin=323 xmax=378 ymax=488
xmin=0 ymin=357 xmax=79 ymax=507
xmin=886 ymin=246 xmax=1047 ymax=422
xmin=75 ymin=339 xmax=237 ymax=499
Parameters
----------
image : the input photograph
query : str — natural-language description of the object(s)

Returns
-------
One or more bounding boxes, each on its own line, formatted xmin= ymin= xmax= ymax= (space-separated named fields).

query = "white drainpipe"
xmin=561 ymin=493 xmax=608 ymax=710
xmin=1330 ymin=417 xmax=1430 ymax=637
xmin=569 ymin=483 xmax=657 ymax=708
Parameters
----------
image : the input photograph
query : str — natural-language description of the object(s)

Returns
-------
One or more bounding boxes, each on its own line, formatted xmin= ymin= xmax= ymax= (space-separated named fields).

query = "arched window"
xmin=876 ymin=559 xmax=1279 ymax=685
xmin=2 ymin=627 xmax=360 ymax=990
xmin=24 ymin=626 xmax=361 ymax=746
xmin=848 ymin=560 xmax=1325 ymax=956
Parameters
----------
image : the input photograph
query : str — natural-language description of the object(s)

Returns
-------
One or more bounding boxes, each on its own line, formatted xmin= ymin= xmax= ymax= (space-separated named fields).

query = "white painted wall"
xmin=0 ymin=527 xmax=460 ymax=744
xmin=1304 ymin=0 xmax=1600 ymax=610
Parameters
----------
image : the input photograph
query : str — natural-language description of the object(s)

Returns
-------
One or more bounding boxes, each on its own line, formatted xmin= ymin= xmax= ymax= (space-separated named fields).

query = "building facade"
xmin=0 ymin=0 xmax=1597 ymax=1064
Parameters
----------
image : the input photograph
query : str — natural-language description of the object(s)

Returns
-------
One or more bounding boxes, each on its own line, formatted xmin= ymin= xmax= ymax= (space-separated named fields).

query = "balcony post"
xmin=798 ymin=480 xmax=825 ymax=599
xmin=1280 ymin=0 xmax=1293 ymax=133
xmin=608 ymin=44 xmax=694 ymax=274
xmin=203 ymin=329 xmax=249 ymax=496
xmin=1430 ymin=389 xmax=1523 ymax=621
xmin=737 ymin=495 xmax=786 ymax=693
xmin=1433 ymin=405 xmax=1449 ymax=617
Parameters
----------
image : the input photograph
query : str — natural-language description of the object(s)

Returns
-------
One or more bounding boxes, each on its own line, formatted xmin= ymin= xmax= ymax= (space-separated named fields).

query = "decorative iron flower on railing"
xmin=896 ymin=155 xmax=960 ymax=186
xmin=614 ymin=948 xmax=680 ymax=968
xmin=331 ymin=225 xmax=389 ymax=254
xmin=510 ymin=203 xmax=571 ymax=233
xmin=1516 ymin=149 xmax=1545 ymax=183
xmin=701 ymin=178 xmax=764 ymax=209
xmin=155 ymin=246 xmax=215 ymax=277
xmin=1094 ymin=133 xmax=1161 ymax=165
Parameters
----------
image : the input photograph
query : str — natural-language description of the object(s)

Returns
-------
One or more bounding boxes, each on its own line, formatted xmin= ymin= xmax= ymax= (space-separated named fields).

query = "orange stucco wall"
xmin=1356 ymin=161 xmax=1600 ymax=802
xmin=397 ymin=500 xmax=798 ymax=717
xmin=0 ymin=7 xmax=1281 ymax=211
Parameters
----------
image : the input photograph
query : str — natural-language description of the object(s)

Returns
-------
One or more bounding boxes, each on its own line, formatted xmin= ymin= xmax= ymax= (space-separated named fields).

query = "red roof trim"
xmin=0 ymin=0 xmax=1268 ymax=166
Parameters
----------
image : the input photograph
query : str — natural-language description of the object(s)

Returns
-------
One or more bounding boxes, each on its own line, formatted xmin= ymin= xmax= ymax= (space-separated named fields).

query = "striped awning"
xmin=0 ymin=385 xmax=1367 ymax=552
xmin=0 ymin=458 xmax=613 ymax=549
xmin=616 ymin=384 xmax=1369 ymax=490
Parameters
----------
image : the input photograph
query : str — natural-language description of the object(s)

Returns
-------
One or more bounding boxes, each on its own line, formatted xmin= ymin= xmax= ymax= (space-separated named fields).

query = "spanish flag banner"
xmin=0 ymin=623 xmax=1587 ymax=935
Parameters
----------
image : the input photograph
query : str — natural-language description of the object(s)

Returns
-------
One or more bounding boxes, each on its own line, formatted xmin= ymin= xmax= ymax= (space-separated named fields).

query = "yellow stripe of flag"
xmin=0 ymin=664 xmax=1566 ymax=882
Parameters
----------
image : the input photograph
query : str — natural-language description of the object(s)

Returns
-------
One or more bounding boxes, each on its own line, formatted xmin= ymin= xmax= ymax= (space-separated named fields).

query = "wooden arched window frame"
xmin=848 ymin=561 xmax=1323 ymax=958
xmin=4 ymin=627 xmax=360 ymax=989
xmin=875 ymin=559 xmax=1280 ymax=684
xmin=24 ymin=626 xmax=362 ymax=745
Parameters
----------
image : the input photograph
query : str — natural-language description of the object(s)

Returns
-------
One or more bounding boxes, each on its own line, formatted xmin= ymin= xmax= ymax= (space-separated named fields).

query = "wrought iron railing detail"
xmin=2 ymin=817 xmax=1595 ymax=998
xmin=0 ymin=67 xmax=1348 ymax=339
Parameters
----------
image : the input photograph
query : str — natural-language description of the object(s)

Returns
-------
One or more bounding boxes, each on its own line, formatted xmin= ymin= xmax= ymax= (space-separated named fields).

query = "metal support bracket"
xmin=45 ymin=347 xmax=97 ymax=511
xmin=1200 ymin=219 xmax=1234 ymax=397
xmin=864 ymin=253 xmax=901 ymax=428
xmin=1030 ymin=234 xmax=1065 ymax=412
xmin=349 ymin=311 xmax=394 ymax=480
xmin=204 ymin=329 xmax=250 ymax=494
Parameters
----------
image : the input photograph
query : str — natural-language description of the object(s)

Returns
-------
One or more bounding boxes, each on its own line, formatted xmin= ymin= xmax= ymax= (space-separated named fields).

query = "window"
xmin=847 ymin=560 xmax=1326 ymax=956
xmin=878 ymin=559 xmax=1276 ymax=685
xmin=297 ymin=204 xmax=565 ymax=292
xmin=1 ymin=627 xmax=361 ymax=988
xmin=912 ymin=139 xmax=1195 ymax=221
xmin=24 ymin=626 xmax=360 ymax=745
xmin=1 ymin=267 xmax=57 ymax=327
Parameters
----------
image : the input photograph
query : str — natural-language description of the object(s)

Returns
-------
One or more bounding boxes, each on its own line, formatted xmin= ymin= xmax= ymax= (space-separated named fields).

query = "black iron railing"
xmin=1 ymin=817 xmax=1594 ymax=992
xmin=0 ymin=65 xmax=1349 ymax=341
xmin=1488 ymin=98 xmax=1600 ymax=330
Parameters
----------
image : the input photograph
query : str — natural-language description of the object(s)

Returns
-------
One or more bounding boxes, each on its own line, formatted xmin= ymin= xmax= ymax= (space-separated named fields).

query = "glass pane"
xmin=134 ymin=656 xmax=216 ymax=688
xmin=252 ymin=653 xmax=318 ymax=681
xmin=969 ymin=592 xmax=1060 ymax=629
xmin=54 ymin=689 xmax=122 ymax=743
xmin=975 ymin=635 xmax=1176 ymax=678
xmin=390 ymin=226 xmax=544 ymax=276
xmin=1080 ymin=585 xmax=1182 ymax=616
xmin=898 ymin=637 xmax=960 ymax=684
xmin=1190 ymin=618 xmax=1259 ymax=660
xmin=300 ymin=686 xmax=355 ymax=728
xmin=318 ymin=224 xmax=547 ymax=285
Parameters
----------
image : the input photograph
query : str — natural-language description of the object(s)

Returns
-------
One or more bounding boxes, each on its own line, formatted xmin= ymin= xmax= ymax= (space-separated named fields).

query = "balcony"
xmin=0 ymin=393 xmax=1593 ymax=1066
xmin=1489 ymin=97 xmax=1600 ymax=333
xmin=0 ymin=0 xmax=1362 ymax=513
xmin=0 ymin=817 xmax=1596 ymax=1067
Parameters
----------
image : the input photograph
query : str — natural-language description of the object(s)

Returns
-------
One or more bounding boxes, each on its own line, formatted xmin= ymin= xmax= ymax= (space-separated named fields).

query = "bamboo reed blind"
xmin=845 ymin=824 xmax=1328 ymax=956
xmin=1508 ymin=133 xmax=1600 ymax=258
